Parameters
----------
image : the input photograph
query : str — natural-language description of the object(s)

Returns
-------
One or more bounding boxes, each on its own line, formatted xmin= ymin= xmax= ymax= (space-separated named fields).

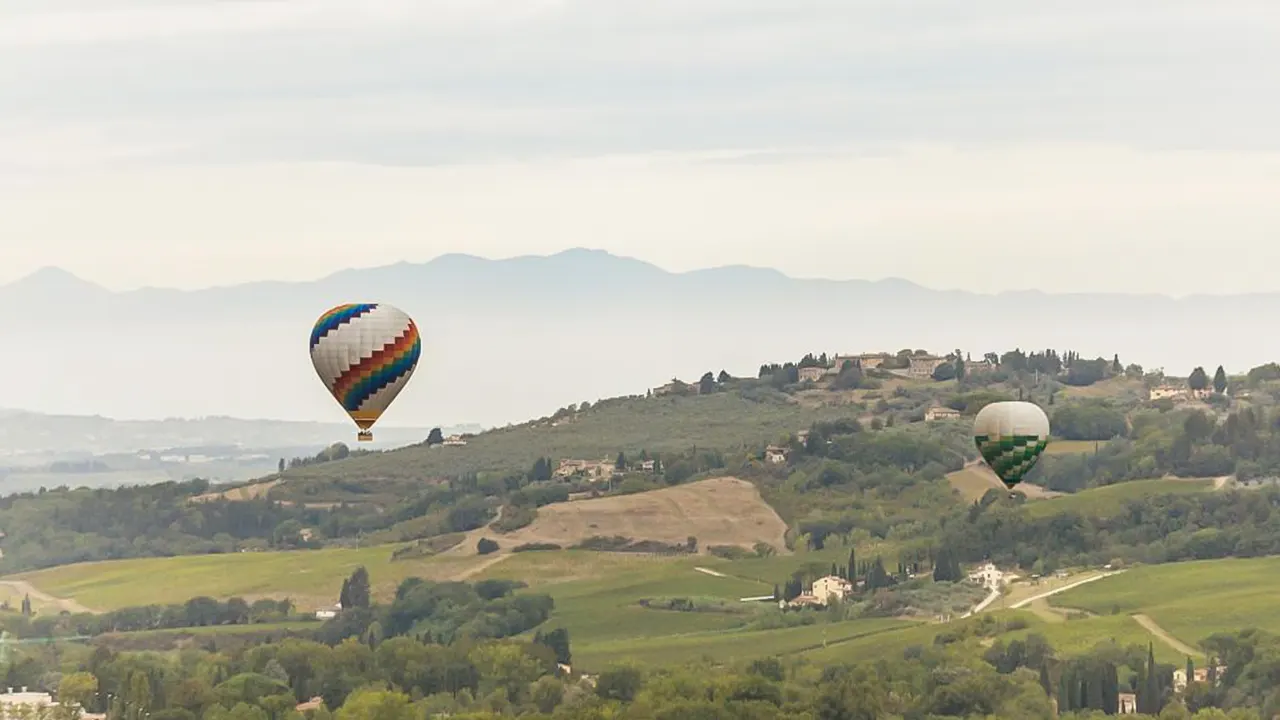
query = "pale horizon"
xmin=4 ymin=1 xmax=1279 ymax=296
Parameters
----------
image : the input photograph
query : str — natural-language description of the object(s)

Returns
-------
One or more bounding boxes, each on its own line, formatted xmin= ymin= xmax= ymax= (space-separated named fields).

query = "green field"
xmin=1022 ymin=478 xmax=1215 ymax=518
xmin=575 ymin=617 xmax=911 ymax=670
xmin=1044 ymin=439 xmax=1102 ymax=455
xmin=803 ymin=610 xmax=1188 ymax=667
xmin=8 ymin=545 xmax=480 ymax=611
xmin=1050 ymin=557 xmax=1280 ymax=648
xmin=279 ymin=392 xmax=857 ymax=484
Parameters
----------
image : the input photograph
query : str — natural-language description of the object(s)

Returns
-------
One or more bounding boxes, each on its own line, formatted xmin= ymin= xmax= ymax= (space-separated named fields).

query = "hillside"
xmin=278 ymin=392 xmax=845 ymax=480
xmin=456 ymin=477 xmax=789 ymax=556
xmin=1039 ymin=557 xmax=1280 ymax=660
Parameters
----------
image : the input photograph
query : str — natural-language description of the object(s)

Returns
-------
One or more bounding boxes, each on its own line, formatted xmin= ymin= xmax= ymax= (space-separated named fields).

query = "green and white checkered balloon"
xmin=972 ymin=401 xmax=1051 ymax=488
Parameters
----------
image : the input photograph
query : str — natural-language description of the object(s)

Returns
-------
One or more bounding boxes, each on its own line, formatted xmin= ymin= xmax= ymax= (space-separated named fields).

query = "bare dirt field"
xmin=450 ymin=477 xmax=789 ymax=557
xmin=947 ymin=462 xmax=1063 ymax=503
xmin=192 ymin=479 xmax=280 ymax=503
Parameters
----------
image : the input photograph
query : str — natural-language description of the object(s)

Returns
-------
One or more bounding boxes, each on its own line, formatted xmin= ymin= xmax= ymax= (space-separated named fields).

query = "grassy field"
xmin=575 ymin=617 xmax=910 ymax=670
xmin=1022 ymin=478 xmax=1215 ymax=519
xmin=1044 ymin=439 xmax=1102 ymax=455
xmin=7 ymin=545 xmax=481 ymax=612
xmin=1049 ymin=557 xmax=1280 ymax=649
xmin=803 ymin=610 xmax=1189 ymax=667
xmin=474 ymin=550 xmax=914 ymax=671
xmin=277 ymin=392 xmax=857 ymax=484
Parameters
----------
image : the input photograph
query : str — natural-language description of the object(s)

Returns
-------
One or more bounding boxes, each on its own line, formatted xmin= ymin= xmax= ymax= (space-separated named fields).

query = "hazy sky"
xmin=3 ymin=0 xmax=1279 ymax=295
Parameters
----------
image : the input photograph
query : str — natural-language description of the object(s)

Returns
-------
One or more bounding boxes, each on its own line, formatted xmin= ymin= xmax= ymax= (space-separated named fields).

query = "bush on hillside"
xmin=707 ymin=545 xmax=753 ymax=560
xmin=492 ymin=505 xmax=536 ymax=533
xmin=512 ymin=542 xmax=561 ymax=553
xmin=476 ymin=537 xmax=499 ymax=555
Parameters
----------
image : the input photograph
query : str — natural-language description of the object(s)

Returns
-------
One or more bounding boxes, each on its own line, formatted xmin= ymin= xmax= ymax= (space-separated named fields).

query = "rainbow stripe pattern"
xmin=309 ymin=303 xmax=421 ymax=432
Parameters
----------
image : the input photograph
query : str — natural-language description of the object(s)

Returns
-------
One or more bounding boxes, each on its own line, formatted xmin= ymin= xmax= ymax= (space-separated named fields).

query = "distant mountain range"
xmin=0 ymin=409 xmax=479 ymax=459
xmin=3 ymin=248 xmax=1277 ymax=429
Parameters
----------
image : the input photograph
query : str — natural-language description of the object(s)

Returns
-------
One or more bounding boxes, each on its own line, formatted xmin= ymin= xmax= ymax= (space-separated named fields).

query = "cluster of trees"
xmin=281 ymin=443 xmax=373 ymax=472
xmin=313 ymin=569 xmax=554 ymax=650
xmin=1036 ymin=403 xmax=1280 ymax=493
xmin=946 ymin=482 xmax=1280 ymax=571
xmin=9 ymin=598 xmax=300 ymax=639
xmin=15 ymin=612 xmax=1280 ymax=720
xmin=0 ymin=481 xmax=334 ymax=573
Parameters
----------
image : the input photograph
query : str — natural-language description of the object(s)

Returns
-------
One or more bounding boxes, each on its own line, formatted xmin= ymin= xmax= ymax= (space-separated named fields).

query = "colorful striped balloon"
xmin=309 ymin=303 xmax=421 ymax=441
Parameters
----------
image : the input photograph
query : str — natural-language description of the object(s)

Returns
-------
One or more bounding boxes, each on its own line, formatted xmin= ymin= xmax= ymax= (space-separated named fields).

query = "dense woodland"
xmin=4 ymin=584 xmax=1279 ymax=719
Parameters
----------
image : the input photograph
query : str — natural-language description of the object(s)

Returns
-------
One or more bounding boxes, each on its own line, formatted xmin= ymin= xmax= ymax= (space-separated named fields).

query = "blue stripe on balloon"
xmin=342 ymin=337 xmax=422 ymax=411
xmin=309 ymin=303 xmax=377 ymax=348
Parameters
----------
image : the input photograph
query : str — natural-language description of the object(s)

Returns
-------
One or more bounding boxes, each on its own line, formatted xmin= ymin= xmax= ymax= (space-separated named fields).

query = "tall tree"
xmin=426 ymin=427 xmax=445 ymax=445
xmin=1188 ymin=366 xmax=1209 ymax=391
xmin=699 ymin=371 xmax=716 ymax=394
xmin=20 ymin=594 xmax=31 ymax=617
xmin=1213 ymin=365 xmax=1228 ymax=394
xmin=1142 ymin=642 xmax=1160 ymax=713
xmin=615 ymin=452 xmax=627 ymax=471
xmin=345 ymin=566 xmax=371 ymax=609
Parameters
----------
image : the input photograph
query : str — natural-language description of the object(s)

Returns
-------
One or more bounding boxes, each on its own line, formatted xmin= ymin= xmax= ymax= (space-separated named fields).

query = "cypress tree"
xmin=1101 ymin=662 xmax=1119 ymax=714
xmin=1142 ymin=642 xmax=1160 ymax=714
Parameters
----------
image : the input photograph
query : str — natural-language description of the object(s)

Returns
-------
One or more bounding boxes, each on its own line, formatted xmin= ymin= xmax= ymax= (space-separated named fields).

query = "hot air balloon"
xmin=972 ymin=401 xmax=1050 ymax=492
xmin=309 ymin=303 xmax=421 ymax=442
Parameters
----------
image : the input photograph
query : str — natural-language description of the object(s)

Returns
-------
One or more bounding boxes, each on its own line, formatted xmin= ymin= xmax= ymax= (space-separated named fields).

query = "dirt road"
xmin=450 ymin=553 xmax=512 ymax=581
xmin=0 ymin=580 xmax=94 ymax=614
xmin=1132 ymin=613 xmax=1201 ymax=657
xmin=1009 ymin=571 xmax=1123 ymax=609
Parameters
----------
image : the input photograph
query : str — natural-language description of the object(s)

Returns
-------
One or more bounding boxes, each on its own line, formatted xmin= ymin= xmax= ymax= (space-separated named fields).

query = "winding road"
xmin=0 ymin=580 xmax=93 ymax=614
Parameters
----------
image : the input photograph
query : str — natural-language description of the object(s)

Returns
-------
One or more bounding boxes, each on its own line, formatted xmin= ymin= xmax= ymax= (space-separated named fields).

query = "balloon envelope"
xmin=972 ymin=401 xmax=1050 ymax=488
xmin=309 ymin=303 xmax=421 ymax=440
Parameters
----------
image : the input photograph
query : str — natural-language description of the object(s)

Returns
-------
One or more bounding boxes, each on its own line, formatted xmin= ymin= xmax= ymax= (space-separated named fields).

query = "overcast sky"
xmin=3 ymin=0 xmax=1279 ymax=295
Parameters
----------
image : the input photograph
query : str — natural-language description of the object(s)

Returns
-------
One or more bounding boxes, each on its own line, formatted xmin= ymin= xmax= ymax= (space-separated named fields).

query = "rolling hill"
xmin=7 ymin=477 xmax=788 ymax=611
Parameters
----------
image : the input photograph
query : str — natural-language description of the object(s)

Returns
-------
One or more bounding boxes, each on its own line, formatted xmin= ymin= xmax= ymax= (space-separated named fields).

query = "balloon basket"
xmin=357 ymin=431 xmax=373 ymax=442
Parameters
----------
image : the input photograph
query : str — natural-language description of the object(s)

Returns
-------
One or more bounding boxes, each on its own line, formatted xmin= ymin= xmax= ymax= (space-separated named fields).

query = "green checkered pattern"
xmin=974 ymin=434 xmax=1048 ymax=488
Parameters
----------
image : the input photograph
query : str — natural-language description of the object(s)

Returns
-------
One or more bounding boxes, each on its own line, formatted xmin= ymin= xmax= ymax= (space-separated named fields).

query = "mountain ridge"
xmin=4 ymin=247 xmax=1279 ymax=428
xmin=2 ymin=248 xmax=1267 ymax=301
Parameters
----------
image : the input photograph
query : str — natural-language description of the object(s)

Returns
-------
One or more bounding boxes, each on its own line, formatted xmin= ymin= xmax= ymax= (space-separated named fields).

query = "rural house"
xmin=442 ymin=434 xmax=467 ymax=446
xmin=1117 ymin=692 xmax=1137 ymax=713
xmin=555 ymin=458 xmax=617 ymax=481
xmin=858 ymin=353 xmax=890 ymax=369
xmin=925 ymin=406 xmax=961 ymax=421
xmin=798 ymin=366 xmax=825 ymax=382
xmin=1173 ymin=664 xmax=1227 ymax=692
xmin=0 ymin=689 xmax=56 ymax=714
xmin=785 ymin=593 xmax=825 ymax=609
xmin=811 ymin=575 xmax=853 ymax=603
xmin=764 ymin=445 xmax=788 ymax=464
xmin=826 ymin=355 xmax=862 ymax=375
xmin=967 ymin=562 xmax=1003 ymax=588
xmin=1149 ymin=384 xmax=1188 ymax=401
xmin=908 ymin=354 xmax=947 ymax=378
